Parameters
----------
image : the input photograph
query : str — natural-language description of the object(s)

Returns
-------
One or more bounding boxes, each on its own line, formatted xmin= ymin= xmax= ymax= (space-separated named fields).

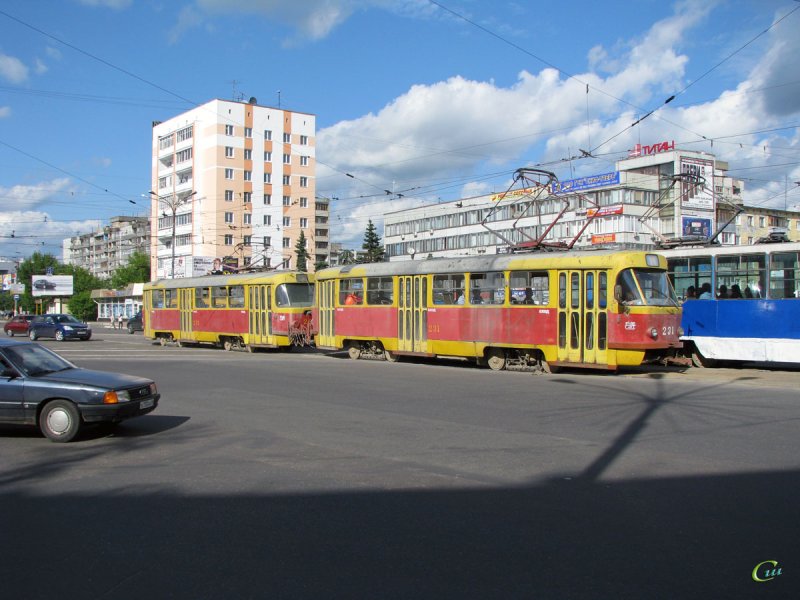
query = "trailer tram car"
xmin=314 ymin=251 xmax=682 ymax=371
xmin=143 ymin=271 xmax=314 ymax=351
xmin=659 ymin=241 xmax=800 ymax=366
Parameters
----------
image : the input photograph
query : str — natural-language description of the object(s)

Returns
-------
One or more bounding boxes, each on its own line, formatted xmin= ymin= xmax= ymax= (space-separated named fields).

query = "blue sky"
xmin=1 ymin=0 xmax=799 ymax=259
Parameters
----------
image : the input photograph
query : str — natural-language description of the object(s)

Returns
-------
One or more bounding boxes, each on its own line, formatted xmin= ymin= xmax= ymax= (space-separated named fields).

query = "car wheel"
xmin=55 ymin=330 xmax=65 ymax=341
xmin=29 ymin=330 xmax=38 ymax=341
xmin=5 ymin=329 xmax=12 ymax=336
xmin=40 ymin=400 xmax=81 ymax=443
xmin=128 ymin=325 xmax=134 ymax=334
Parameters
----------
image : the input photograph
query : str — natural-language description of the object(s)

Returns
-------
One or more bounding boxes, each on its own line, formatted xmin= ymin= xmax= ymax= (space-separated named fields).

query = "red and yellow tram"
xmin=143 ymin=271 xmax=314 ymax=351
xmin=314 ymin=251 xmax=682 ymax=371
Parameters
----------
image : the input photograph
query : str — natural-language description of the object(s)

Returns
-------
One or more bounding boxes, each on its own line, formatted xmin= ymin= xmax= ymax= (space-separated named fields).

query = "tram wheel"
xmin=223 ymin=339 xmax=233 ymax=352
xmin=384 ymin=350 xmax=399 ymax=363
xmin=690 ymin=350 xmax=716 ymax=368
xmin=159 ymin=337 xmax=168 ymax=347
xmin=348 ymin=344 xmax=361 ymax=360
xmin=486 ymin=349 xmax=506 ymax=371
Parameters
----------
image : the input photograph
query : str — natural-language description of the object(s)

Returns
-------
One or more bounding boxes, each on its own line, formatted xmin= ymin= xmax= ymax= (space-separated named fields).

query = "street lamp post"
xmin=149 ymin=190 xmax=196 ymax=279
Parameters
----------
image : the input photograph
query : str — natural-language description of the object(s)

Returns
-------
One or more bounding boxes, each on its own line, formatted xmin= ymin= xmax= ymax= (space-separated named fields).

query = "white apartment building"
xmin=384 ymin=142 xmax=746 ymax=260
xmin=150 ymin=98 xmax=322 ymax=279
xmin=63 ymin=215 xmax=150 ymax=279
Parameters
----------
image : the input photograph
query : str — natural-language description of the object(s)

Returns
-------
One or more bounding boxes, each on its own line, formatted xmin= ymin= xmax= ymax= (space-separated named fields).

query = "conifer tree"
xmin=294 ymin=231 xmax=309 ymax=272
xmin=362 ymin=219 xmax=385 ymax=263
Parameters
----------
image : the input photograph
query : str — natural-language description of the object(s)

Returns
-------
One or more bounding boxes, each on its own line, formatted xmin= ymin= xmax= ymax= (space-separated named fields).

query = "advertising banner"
xmin=591 ymin=233 xmax=617 ymax=244
xmin=681 ymin=217 xmax=712 ymax=237
xmin=552 ymin=172 xmax=619 ymax=194
xmin=31 ymin=275 xmax=74 ymax=297
xmin=680 ymin=157 xmax=714 ymax=210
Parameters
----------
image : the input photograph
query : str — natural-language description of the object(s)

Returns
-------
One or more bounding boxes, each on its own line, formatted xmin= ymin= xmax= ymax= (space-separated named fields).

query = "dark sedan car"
xmin=33 ymin=279 xmax=57 ymax=290
xmin=4 ymin=314 xmax=36 ymax=337
xmin=0 ymin=339 xmax=159 ymax=442
xmin=28 ymin=314 xmax=91 ymax=341
xmin=127 ymin=311 xmax=143 ymax=334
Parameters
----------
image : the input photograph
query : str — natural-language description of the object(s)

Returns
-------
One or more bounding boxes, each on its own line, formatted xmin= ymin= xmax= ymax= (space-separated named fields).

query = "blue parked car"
xmin=28 ymin=314 xmax=92 ymax=341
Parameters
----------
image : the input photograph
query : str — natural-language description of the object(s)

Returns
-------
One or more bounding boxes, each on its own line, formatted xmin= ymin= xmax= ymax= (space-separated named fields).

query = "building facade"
xmin=383 ymin=143 xmax=798 ymax=260
xmin=62 ymin=215 xmax=150 ymax=279
xmin=150 ymin=98 xmax=322 ymax=279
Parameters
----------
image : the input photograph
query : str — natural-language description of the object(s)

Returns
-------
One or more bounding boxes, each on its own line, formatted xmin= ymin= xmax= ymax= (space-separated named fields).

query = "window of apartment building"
xmin=244 ymin=149 xmax=252 ymax=160
xmin=283 ymin=154 xmax=291 ymax=164
xmin=177 ymin=126 xmax=193 ymax=142
xmin=300 ymin=155 xmax=309 ymax=166
xmin=283 ymin=196 xmax=291 ymax=206
xmin=244 ymin=170 xmax=252 ymax=181
xmin=243 ymin=213 xmax=252 ymax=225
xmin=263 ymin=236 xmax=271 ymax=247
xmin=299 ymin=197 xmax=308 ymax=208
xmin=176 ymin=213 xmax=192 ymax=226
xmin=282 ymin=175 xmax=290 ymax=185
xmin=283 ymin=217 xmax=291 ymax=227
xmin=264 ymin=151 xmax=272 ymax=161
xmin=224 ymin=234 xmax=233 ymax=245
xmin=245 ymin=127 xmax=252 ymax=138
xmin=243 ymin=235 xmax=252 ymax=246
xmin=759 ymin=216 xmax=765 ymax=227
xmin=158 ymin=176 xmax=171 ymax=190
xmin=225 ymin=168 xmax=234 ymax=180
xmin=225 ymin=124 xmax=234 ymax=136
xmin=282 ymin=237 xmax=291 ymax=248
xmin=300 ymin=135 xmax=308 ymax=145
xmin=176 ymin=148 xmax=192 ymax=163
xmin=225 ymin=190 xmax=233 ymax=202
xmin=175 ymin=234 xmax=191 ymax=247
xmin=225 ymin=146 xmax=234 ymax=158
xmin=177 ymin=169 xmax=192 ymax=184
xmin=263 ymin=194 xmax=271 ymax=205
xmin=283 ymin=133 xmax=291 ymax=143
xmin=225 ymin=212 xmax=234 ymax=224
xmin=264 ymin=129 xmax=272 ymax=141
xmin=243 ymin=192 xmax=251 ymax=203
xmin=263 ymin=215 xmax=272 ymax=226
xmin=299 ymin=176 xmax=308 ymax=188
xmin=264 ymin=173 xmax=271 ymax=183
xmin=159 ymin=135 xmax=173 ymax=150
xmin=747 ymin=216 xmax=753 ymax=226
xmin=300 ymin=218 xmax=308 ymax=228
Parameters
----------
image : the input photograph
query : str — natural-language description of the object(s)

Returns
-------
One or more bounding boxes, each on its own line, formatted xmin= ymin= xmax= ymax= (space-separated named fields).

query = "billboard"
xmin=551 ymin=172 xmax=619 ymax=194
xmin=682 ymin=217 xmax=712 ymax=237
xmin=680 ymin=157 xmax=714 ymax=210
xmin=31 ymin=275 xmax=74 ymax=297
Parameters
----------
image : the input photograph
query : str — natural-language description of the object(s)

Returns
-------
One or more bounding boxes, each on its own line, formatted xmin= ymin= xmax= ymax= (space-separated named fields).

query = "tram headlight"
xmin=649 ymin=327 xmax=658 ymax=339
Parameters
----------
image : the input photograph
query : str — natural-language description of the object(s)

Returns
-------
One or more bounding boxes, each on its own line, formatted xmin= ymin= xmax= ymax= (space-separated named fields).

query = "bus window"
xmin=367 ymin=277 xmax=393 ymax=305
xmin=432 ymin=274 xmax=464 ymax=305
xmin=275 ymin=283 xmax=314 ymax=307
xmin=194 ymin=287 xmax=210 ymax=308
xmin=212 ymin=286 xmax=228 ymax=308
xmin=229 ymin=285 xmax=245 ymax=308
xmin=338 ymin=278 xmax=363 ymax=305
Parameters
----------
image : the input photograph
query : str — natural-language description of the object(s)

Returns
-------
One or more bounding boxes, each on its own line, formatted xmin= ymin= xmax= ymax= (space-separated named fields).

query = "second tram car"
xmin=143 ymin=271 xmax=314 ymax=351
xmin=660 ymin=241 xmax=800 ymax=366
xmin=314 ymin=251 xmax=682 ymax=371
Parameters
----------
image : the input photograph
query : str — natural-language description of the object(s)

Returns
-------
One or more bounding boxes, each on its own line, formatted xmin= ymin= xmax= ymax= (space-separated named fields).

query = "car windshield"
xmin=3 ymin=343 xmax=75 ymax=376
xmin=55 ymin=315 xmax=81 ymax=324
xmin=617 ymin=268 xmax=679 ymax=307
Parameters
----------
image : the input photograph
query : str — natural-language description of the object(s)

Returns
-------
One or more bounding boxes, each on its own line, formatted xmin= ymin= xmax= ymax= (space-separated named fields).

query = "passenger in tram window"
xmin=523 ymin=288 xmax=535 ymax=305
xmin=717 ymin=284 xmax=728 ymax=299
xmin=730 ymin=284 xmax=743 ymax=299
xmin=698 ymin=283 xmax=713 ymax=299
xmin=344 ymin=293 xmax=362 ymax=305
xmin=685 ymin=285 xmax=696 ymax=301
xmin=456 ymin=292 xmax=465 ymax=305
xmin=744 ymin=287 xmax=754 ymax=298
xmin=470 ymin=289 xmax=483 ymax=304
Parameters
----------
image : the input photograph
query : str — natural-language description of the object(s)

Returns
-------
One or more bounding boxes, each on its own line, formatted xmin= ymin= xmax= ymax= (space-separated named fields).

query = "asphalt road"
xmin=1 ymin=328 xmax=798 ymax=599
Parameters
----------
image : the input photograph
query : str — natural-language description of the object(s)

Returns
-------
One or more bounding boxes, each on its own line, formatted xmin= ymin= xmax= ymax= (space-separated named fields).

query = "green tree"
xmin=338 ymin=249 xmax=354 ymax=265
xmin=68 ymin=291 xmax=97 ymax=322
xmin=15 ymin=252 xmax=105 ymax=315
xmin=362 ymin=219 xmax=385 ymax=263
xmin=110 ymin=251 xmax=151 ymax=288
xmin=294 ymin=231 xmax=309 ymax=272
xmin=314 ymin=260 xmax=329 ymax=272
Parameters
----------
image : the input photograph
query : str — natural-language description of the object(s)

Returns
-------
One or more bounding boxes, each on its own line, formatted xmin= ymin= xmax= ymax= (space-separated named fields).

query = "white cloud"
xmin=0 ymin=53 xmax=29 ymax=84
xmin=0 ymin=210 xmax=102 ymax=259
xmin=0 ymin=179 xmax=73 ymax=212
xmin=34 ymin=59 xmax=48 ymax=75
xmin=0 ymin=106 xmax=10 ymax=118
xmin=76 ymin=0 xmax=133 ymax=9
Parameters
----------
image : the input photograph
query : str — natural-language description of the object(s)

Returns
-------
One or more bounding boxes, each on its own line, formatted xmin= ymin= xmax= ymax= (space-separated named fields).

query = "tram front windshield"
xmin=617 ymin=268 xmax=678 ymax=306
xmin=275 ymin=283 xmax=314 ymax=307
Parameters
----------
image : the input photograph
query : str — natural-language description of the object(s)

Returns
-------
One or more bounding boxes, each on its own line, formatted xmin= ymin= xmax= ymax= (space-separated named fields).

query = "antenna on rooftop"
xmin=229 ymin=80 xmax=244 ymax=102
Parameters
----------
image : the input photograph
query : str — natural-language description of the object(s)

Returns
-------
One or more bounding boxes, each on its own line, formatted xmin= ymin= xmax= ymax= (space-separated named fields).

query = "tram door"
xmin=397 ymin=276 xmax=428 ymax=353
xmin=248 ymin=285 xmax=272 ymax=345
xmin=557 ymin=270 xmax=608 ymax=365
xmin=316 ymin=280 xmax=336 ymax=348
xmin=179 ymin=288 xmax=193 ymax=340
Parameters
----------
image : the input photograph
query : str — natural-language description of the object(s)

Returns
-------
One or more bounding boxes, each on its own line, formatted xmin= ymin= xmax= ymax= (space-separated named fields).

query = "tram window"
xmin=769 ymin=252 xmax=799 ymax=299
xmin=558 ymin=312 xmax=567 ymax=348
xmin=229 ymin=285 xmax=245 ymax=308
xmin=276 ymin=283 xmax=314 ymax=307
xmin=194 ymin=287 xmax=210 ymax=308
xmin=585 ymin=313 xmax=594 ymax=349
xmin=212 ymin=286 xmax=228 ymax=308
xmin=469 ymin=272 xmax=504 ymax=305
xmin=510 ymin=271 xmax=549 ymax=305
xmin=585 ymin=272 xmax=594 ymax=309
xmin=166 ymin=289 xmax=177 ymax=308
xmin=598 ymin=313 xmax=607 ymax=350
xmin=152 ymin=290 xmax=165 ymax=308
xmin=570 ymin=273 xmax=580 ymax=309
xmin=559 ymin=273 xmax=566 ymax=309
xmin=570 ymin=312 xmax=579 ymax=348
xmin=367 ymin=277 xmax=393 ymax=305
xmin=599 ymin=272 xmax=607 ymax=309
xmin=339 ymin=278 xmax=363 ymax=305
xmin=432 ymin=274 xmax=465 ymax=305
